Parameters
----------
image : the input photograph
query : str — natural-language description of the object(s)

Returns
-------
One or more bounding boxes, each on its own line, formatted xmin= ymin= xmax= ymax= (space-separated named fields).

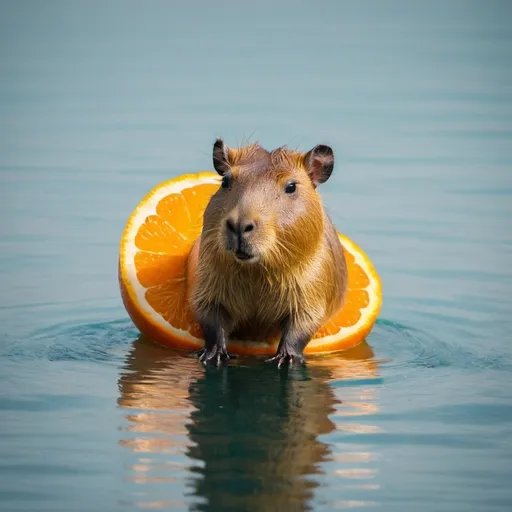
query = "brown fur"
xmin=189 ymin=139 xmax=347 ymax=363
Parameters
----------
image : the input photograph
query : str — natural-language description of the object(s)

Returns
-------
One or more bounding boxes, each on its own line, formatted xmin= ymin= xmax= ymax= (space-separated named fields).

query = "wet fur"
xmin=190 ymin=140 xmax=347 ymax=364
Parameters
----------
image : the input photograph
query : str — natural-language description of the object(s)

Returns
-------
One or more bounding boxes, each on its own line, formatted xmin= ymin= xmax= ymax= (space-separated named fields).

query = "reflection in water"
xmin=118 ymin=338 xmax=380 ymax=511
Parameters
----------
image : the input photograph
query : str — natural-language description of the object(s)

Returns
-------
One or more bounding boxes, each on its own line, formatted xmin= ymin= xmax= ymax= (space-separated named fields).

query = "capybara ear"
xmin=303 ymin=144 xmax=334 ymax=187
xmin=212 ymin=138 xmax=231 ymax=176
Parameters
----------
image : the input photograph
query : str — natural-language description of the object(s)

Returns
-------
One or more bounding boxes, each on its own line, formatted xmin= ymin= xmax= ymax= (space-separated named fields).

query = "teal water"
xmin=1 ymin=1 xmax=512 ymax=510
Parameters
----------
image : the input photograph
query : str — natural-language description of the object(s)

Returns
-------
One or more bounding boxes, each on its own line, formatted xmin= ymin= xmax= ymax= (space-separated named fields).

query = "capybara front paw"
xmin=266 ymin=351 xmax=304 ymax=369
xmin=195 ymin=346 xmax=233 ymax=366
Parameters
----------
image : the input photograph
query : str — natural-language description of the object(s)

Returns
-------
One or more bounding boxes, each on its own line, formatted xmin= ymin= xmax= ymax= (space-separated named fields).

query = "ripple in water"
xmin=4 ymin=312 xmax=506 ymax=373
xmin=3 ymin=307 xmax=508 ymax=380
xmin=1 ymin=318 xmax=137 ymax=364
xmin=371 ymin=319 xmax=510 ymax=372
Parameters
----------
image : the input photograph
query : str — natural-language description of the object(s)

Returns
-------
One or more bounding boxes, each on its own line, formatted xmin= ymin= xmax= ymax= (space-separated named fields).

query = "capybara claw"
xmin=266 ymin=352 xmax=304 ymax=368
xmin=194 ymin=346 xmax=234 ymax=366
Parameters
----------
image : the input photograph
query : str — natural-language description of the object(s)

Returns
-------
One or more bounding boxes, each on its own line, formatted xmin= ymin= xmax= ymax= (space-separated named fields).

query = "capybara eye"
xmin=285 ymin=181 xmax=297 ymax=194
xmin=221 ymin=175 xmax=231 ymax=189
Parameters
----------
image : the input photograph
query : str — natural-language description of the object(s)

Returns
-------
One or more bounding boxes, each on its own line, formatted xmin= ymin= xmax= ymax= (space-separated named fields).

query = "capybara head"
xmin=203 ymin=138 xmax=335 ymax=267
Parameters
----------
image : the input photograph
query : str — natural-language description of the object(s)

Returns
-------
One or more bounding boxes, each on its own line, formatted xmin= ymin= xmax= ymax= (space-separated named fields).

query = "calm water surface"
xmin=1 ymin=1 xmax=512 ymax=511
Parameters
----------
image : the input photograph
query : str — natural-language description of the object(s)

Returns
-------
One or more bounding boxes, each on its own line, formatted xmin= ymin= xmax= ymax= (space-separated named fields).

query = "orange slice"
xmin=119 ymin=172 xmax=382 ymax=355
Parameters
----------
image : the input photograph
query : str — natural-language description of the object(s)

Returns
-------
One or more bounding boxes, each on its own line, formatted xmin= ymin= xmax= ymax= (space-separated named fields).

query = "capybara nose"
xmin=225 ymin=217 xmax=256 ymax=244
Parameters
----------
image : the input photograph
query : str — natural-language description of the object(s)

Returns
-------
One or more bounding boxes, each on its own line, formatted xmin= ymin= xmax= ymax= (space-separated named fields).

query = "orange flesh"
xmin=135 ymin=184 xmax=217 ymax=334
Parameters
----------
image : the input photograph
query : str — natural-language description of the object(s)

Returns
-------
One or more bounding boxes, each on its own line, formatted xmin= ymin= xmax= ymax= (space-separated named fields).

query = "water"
xmin=1 ymin=0 xmax=511 ymax=510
